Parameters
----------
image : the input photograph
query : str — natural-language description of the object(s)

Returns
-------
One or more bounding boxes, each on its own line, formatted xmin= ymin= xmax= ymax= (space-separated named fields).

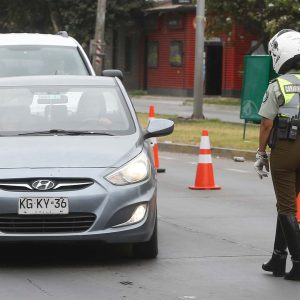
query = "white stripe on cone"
xmin=198 ymin=154 xmax=212 ymax=163
xmin=200 ymin=136 xmax=210 ymax=149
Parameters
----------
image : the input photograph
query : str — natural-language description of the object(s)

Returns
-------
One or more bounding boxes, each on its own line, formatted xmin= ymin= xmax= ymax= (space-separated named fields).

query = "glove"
xmin=254 ymin=150 xmax=269 ymax=179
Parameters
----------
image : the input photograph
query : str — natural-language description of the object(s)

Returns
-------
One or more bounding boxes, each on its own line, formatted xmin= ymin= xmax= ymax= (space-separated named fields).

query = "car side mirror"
xmin=144 ymin=118 xmax=174 ymax=140
xmin=102 ymin=69 xmax=123 ymax=81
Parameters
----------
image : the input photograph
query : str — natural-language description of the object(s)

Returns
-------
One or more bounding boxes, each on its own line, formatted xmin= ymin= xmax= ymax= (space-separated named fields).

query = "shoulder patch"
xmin=262 ymin=91 xmax=269 ymax=103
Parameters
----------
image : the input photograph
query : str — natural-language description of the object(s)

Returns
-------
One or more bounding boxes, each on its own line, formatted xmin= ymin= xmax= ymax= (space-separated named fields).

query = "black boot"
xmin=278 ymin=214 xmax=300 ymax=281
xmin=262 ymin=216 xmax=287 ymax=277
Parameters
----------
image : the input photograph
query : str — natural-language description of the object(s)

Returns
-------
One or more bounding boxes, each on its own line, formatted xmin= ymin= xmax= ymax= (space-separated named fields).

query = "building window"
xmin=125 ymin=36 xmax=132 ymax=72
xmin=170 ymin=41 xmax=183 ymax=67
xmin=167 ymin=14 xmax=183 ymax=29
xmin=147 ymin=41 xmax=159 ymax=68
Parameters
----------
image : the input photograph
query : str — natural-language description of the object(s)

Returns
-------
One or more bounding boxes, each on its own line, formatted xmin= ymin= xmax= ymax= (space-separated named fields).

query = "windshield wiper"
xmin=17 ymin=129 xmax=115 ymax=136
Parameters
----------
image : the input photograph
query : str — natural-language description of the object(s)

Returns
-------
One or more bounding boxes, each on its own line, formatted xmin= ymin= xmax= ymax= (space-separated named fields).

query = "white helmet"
xmin=268 ymin=29 xmax=300 ymax=74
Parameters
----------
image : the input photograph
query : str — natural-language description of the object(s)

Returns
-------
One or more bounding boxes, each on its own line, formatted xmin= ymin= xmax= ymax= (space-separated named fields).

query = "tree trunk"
xmin=46 ymin=0 xmax=62 ymax=33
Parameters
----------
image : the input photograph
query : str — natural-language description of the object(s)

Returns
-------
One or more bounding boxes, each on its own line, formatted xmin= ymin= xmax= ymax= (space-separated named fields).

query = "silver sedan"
xmin=0 ymin=73 xmax=174 ymax=258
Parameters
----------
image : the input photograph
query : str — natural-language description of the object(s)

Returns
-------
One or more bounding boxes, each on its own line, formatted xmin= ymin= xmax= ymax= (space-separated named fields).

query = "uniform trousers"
xmin=270 ymin=137 xmax=300 ymax=215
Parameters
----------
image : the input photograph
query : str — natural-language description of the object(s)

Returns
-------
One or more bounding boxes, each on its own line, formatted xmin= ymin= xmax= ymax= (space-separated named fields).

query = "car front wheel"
xmin=132 ymin=218 xmax=158 ymax=259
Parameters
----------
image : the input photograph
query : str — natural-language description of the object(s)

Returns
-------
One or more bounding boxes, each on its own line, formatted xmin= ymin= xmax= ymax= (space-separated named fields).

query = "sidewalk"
xmin=131 ymin=94 xmax=242 ymax=123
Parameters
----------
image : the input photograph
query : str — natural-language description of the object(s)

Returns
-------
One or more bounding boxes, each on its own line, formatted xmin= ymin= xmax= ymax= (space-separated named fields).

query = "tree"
xmin=0 ymin=0 xmax=53 ymax=33
xmin=106 ymin=0 xmax=153 ymax=29
xmin=0 ymin=0 xmax=153 ymax=49
xmin=206 ymin=0 xmax=300 ymax=52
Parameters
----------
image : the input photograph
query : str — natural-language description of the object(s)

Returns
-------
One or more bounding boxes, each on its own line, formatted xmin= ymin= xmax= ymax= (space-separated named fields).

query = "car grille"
xmin=0 ymin=178 xmax=94 ymax=192
xmin=0 ymin=213 xmax=96 ymax=233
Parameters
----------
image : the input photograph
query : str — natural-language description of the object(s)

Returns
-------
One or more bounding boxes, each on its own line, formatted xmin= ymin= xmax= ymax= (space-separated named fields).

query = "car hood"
xmin=0 ymin=135 xmax=143 ymax=169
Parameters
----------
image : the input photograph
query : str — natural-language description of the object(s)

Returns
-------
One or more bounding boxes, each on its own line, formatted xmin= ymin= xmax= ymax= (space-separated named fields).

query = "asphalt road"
xmin=0 ymin=152 xmax=300 ymax=299
xmin=131 ymin=95 xmax=242 ymax=123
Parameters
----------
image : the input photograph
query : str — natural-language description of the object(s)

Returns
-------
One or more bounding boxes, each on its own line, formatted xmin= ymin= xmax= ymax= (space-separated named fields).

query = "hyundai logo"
xmin=32 ymin=180 xmax=55 ymax=191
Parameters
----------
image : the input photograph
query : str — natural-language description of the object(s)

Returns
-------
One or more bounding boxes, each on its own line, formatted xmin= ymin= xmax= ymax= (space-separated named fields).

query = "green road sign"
xmin=240 ymin=55 xmax=277 ymax=122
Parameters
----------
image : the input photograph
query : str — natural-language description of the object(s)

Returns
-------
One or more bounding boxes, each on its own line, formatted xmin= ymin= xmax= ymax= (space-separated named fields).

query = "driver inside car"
xmin=76 ymin=91 xmax=112 ymax=129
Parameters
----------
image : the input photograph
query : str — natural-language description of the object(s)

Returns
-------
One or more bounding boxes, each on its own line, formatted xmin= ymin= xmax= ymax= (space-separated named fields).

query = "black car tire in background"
xmin=132 ymin=217 xmax=158 ymax=259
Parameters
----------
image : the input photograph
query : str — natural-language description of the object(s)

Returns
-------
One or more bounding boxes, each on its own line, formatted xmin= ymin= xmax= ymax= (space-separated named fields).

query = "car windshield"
xmin=0 ymin=45 xmax=89 ymax=76
xmin=0 ymin=84 xmax=136 ymax=135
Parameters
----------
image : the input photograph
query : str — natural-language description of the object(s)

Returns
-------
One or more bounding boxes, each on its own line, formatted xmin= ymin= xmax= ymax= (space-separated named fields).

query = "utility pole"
xmin=192 ymin=0 xmax=205 ymax=119
xmin=93 ymin=0 xmax=107 ymax=75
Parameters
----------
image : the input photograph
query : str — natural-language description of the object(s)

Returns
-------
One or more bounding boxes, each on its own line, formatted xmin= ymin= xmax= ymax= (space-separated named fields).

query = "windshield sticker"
xmin=35 ymin=94 xmax=68 ymax=104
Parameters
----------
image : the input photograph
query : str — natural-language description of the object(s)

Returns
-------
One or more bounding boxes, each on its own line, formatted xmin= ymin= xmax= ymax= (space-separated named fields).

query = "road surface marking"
xmin=159 ymin=155 xmax=174 ymax=160
xmin=226 ymin=168 xmax=251 ymax=174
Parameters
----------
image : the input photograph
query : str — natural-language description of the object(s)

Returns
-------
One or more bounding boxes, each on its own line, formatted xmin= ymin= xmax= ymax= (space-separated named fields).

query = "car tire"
xmin=132 ymin=218 xmax=158 ymax=259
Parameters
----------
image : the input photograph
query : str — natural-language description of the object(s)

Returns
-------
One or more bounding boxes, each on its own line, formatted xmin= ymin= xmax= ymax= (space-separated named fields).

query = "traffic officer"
xmin=254 ymin=29 xmax=300 ymax=281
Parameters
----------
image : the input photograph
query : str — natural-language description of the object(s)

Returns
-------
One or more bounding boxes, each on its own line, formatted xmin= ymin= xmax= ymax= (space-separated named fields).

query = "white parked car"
xmin=0 ymin=31 xmax=95 ymax=76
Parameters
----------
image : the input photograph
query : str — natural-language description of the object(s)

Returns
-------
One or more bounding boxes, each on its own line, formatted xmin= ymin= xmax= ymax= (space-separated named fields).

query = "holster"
xmin=276 ymin=117 xmax=290 ymax=139
xmin=268 ymin=122 xmax=277 ymax=149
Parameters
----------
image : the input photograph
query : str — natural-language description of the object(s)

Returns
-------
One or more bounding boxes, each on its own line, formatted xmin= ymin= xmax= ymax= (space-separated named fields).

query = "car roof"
xmin=0 ymin=33 xmax=79 ymax=47
xmin=0 ymin=76 xmax=117 ymax=87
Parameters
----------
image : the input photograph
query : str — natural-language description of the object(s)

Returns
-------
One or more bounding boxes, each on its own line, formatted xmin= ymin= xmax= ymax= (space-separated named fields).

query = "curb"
xmin=158 ymin=142 xmax=256 ymax=161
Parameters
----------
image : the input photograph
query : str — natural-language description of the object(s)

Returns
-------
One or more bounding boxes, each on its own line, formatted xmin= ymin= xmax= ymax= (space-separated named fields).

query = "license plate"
xmin=18 ymin=197 xmax=69 ymax=215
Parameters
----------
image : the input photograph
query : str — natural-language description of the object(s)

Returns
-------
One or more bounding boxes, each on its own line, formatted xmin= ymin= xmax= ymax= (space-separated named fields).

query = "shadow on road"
xmin=0 ymin=241 xmax=140 ymax=268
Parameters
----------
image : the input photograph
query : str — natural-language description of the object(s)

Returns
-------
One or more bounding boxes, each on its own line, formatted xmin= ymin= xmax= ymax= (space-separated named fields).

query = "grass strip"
xmin=137 ymin=113 xmax=259 ymax=151
xmin=183 ymin=97 xmax=240 ymax=106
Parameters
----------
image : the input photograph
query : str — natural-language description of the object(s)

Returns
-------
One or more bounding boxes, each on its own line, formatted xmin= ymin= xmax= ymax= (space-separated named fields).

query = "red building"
xmin=105 ymin=0 xmax=260 ymax=98
xmin=143 ymin=2 xmax=197 ymax=96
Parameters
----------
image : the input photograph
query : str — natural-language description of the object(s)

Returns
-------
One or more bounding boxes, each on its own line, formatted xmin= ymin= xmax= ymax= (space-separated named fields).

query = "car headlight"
xmin=105 ymin=152 xmax=151 ymax=185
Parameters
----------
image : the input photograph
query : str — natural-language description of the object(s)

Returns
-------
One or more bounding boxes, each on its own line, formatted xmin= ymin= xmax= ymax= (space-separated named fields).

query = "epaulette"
xmin=269 ymin=78 xmax=277 ymax=84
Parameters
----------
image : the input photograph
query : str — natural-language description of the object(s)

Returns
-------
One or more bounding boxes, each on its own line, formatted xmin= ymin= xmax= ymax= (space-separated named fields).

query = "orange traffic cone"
xmin=297 ymin=193 xmax=300 ymax=222
xmin=148 ymin=105 xmax=165 ymax=173
xmin=189 ymin=130 xmax=221 ymax=190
